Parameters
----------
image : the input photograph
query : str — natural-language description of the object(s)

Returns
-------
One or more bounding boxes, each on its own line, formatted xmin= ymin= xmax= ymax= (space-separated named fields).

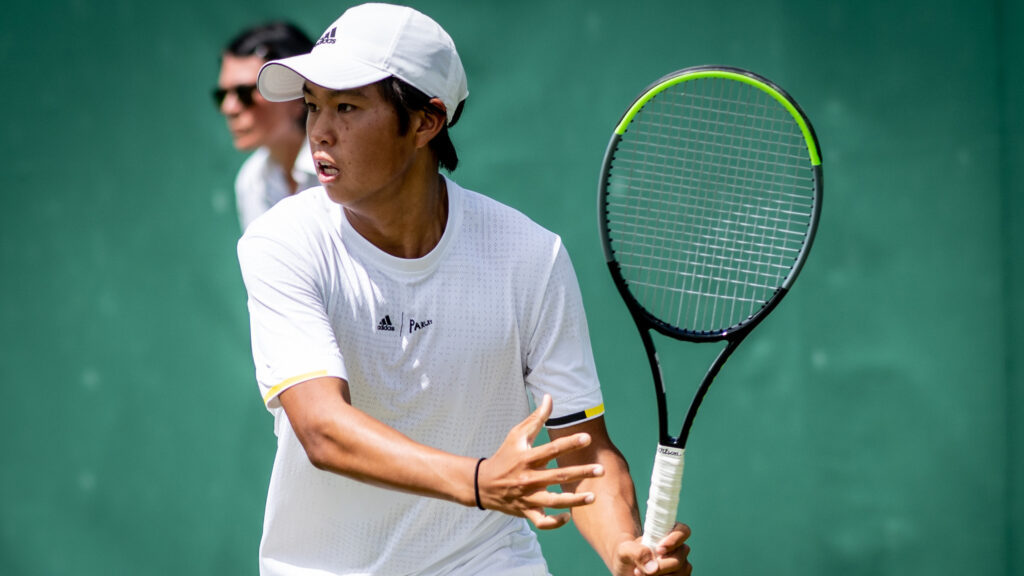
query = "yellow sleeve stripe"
xmin=545 ymin=403 xmax=606 ymax=428
xmin=262 ymin=369 xmax=329 ymax=405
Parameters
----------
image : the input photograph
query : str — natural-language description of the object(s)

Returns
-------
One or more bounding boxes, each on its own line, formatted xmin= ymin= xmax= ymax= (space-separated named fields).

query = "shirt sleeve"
xmin=524 ymin=241 xmax=605 ymax=429
xmin=237 ymin=231 xmax=346 ymax=410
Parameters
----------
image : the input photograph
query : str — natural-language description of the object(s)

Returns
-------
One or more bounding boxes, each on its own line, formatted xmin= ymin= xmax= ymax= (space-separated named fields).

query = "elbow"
xmin=294 ymin=420 xmax=341 ymax=471
xmin=276 ymin=376 xmax=357 ymax=473
xmin=304 ymin=442 xmax=334 ymax=471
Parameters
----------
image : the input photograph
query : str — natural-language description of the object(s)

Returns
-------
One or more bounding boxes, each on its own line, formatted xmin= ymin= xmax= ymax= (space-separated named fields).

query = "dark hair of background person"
xmin=224 ymin=21 xmax=314 ymax=62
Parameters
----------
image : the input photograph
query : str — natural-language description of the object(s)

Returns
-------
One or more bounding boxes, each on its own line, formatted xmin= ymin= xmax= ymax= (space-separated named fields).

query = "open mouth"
xmin=317 ymin=160 xmax=340 ymax=181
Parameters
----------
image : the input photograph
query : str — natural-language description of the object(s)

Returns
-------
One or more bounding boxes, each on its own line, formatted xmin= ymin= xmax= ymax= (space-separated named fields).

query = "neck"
xmin=345 ymin=173 xmax=449 ymax=260
xmin=267 ymin=130 xmax=306 ymax=194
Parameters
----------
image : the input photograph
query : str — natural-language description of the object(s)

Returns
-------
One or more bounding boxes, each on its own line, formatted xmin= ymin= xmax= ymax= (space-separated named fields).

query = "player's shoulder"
xmin=455 ymin=180 xmax=557 ymax=241
xmin=450 ymin=180 xmax=567 ymax=276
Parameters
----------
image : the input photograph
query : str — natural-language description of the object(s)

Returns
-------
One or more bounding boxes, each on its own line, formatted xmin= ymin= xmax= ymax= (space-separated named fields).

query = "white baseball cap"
xmin=258 ymin=3 xmax=468 ymax=125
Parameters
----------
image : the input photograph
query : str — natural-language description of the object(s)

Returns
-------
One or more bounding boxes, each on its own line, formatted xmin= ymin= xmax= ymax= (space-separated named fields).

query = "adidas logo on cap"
xmin=377 ymin=315 xmax=395 ymax=331
xmin=315 ymin=27 xmax=336 ymax=46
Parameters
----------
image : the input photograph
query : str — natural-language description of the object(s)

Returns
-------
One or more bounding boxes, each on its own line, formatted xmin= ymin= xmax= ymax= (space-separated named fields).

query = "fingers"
xmin=616 ymin=540 xmax=659 ymax=576
xmin=522 ymin=480 xmax=596 ymax=509
xmin=530 ymin=428 xmax=592 ymax=464
xmin=528 ymin=462 xmax=604 ymax=490
xmin=519 ymin=394 xmax=553 ymax=445
xmin=651 ymin=522 xmax=692 ymax=556
xmin=619 ymin=525 xmax=693 ymax=576
xmin=637 ymin=546 xmax=691 ymax=575
xmin=524 ymin=508 xmax=572 ymax=531
xmin=503 ymin=478 xmax=593 ymax=531
xmin=479 ymin=460 xmax=602 ymax=510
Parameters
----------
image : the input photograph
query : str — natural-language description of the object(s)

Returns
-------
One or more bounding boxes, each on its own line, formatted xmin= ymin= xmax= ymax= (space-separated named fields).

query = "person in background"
xmin=215 ymin=22 xmax=317 ymax=231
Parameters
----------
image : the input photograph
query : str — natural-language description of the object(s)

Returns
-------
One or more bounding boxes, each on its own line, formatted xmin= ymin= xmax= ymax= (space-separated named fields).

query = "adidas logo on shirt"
xmin=377 ymin=315 xmax=395 ymax=331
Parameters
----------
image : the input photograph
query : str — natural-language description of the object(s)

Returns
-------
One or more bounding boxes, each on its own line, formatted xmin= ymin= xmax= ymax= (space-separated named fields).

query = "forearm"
xmin=570 ymin=445 xmax=642 ymax=568
xmin=551 ymin=418 xmax=642 ymax=569
xmin=280 ymin=377 xmax=478 ymax=507
xmin=282 ymin=380 xmax=601 ymax=528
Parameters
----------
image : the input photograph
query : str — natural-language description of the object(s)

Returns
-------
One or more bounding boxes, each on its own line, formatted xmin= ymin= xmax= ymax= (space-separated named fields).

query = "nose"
xmin=220 ymin=92 xmax=244 ymax=116
xmin=307 ymin=110 xmax=335 ymax=147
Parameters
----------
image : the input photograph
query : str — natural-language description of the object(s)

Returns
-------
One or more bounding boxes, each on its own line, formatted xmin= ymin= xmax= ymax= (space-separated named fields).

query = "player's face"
xmin=216 ymin=54 xmax=302 ymax=151
xmin=303 ymin=81 xmax=421 ymax=207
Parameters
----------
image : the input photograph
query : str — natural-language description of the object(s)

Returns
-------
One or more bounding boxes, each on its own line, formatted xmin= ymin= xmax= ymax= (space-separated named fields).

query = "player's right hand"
xmin=614 ymin=523 xmax=693 ymax=576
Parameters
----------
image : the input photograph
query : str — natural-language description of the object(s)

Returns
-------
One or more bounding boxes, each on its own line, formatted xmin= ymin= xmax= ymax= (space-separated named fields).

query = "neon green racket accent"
xmin=614 ymin=69 xmax=821 ymax=166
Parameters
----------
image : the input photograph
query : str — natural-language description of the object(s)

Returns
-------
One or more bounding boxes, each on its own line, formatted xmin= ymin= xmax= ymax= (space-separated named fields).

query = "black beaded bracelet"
xmin=474 ymin=457 xmax=487 ymax=510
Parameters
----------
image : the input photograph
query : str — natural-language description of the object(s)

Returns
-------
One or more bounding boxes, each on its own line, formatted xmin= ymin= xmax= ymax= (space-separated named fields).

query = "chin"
xmin=232 ymin=139 xmax=254 ymax=150
xmin=231 ymin=133 xmax=261 ymax=152
xmin=322 ymin=184 xmax=353 ymax=206
xmin=323 ymin=187 xmax=344 ymax=205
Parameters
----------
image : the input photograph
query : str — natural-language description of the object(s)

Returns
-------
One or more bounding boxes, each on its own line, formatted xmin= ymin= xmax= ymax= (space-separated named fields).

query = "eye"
xmin=337 ymin=103 xmax=355 ymax=113
xmin=304 ymin=101 xmax=319 ymax=113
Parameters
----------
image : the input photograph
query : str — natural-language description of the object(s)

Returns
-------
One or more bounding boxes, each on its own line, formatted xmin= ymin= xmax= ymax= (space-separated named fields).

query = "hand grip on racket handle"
xmin=641 ymin=445 xmax=685 ymax=552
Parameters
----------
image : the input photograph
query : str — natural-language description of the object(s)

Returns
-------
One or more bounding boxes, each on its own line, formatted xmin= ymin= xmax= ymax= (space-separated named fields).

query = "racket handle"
xmin=641 ymin=445 xmax=685 ymax=551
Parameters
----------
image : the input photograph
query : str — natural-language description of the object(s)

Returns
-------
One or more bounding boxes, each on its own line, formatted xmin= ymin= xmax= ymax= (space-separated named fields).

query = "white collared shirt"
xmin=235 ymin=139 xmax=318 ymax=231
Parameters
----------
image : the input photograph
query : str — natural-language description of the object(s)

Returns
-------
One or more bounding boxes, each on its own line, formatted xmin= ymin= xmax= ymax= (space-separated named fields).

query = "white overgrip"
xmin=641 ymin=445 xmax=685 ymax=551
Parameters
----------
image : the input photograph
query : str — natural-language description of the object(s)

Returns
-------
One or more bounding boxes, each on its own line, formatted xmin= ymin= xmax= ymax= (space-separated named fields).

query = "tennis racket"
xmin=597 ymin=65 xmax=823 ymax=550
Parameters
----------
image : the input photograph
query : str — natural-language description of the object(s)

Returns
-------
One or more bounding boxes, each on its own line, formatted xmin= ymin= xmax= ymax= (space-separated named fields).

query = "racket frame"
xmin=598 ymin=64 xmax=823 ymax=450
xmin=598 ymin=65 xmax=823 ymax=550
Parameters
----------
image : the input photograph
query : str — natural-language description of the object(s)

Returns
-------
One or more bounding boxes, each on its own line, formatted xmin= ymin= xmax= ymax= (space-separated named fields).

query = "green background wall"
xmin=1 ymin=0 xmax=1021 ymax=574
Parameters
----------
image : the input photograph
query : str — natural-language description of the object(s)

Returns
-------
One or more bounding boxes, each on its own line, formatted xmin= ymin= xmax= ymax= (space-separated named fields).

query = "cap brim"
xmin=258 ymin=52 xmax=393 ymax=102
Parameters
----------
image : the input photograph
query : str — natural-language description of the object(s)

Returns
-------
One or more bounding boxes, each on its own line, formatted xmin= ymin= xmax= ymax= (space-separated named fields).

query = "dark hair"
xmin=376 ymin=77 xmax=464 ymax=173
xmin=224 ymin=21 xmax=314 ymax=61
xmin=223 ymin=22 xmax=313 ymax=128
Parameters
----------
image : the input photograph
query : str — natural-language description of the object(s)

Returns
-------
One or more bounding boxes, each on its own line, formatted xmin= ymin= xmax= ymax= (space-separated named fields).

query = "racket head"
xmin=599 ymin=66 xmax=822 ymax=342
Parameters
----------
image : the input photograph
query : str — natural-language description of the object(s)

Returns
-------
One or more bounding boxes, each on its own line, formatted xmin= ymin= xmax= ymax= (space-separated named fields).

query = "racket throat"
xmin=678 ymin=338 xmax=743 ymax=446
xmin=637 ymin=327 xmax=675 ymax=447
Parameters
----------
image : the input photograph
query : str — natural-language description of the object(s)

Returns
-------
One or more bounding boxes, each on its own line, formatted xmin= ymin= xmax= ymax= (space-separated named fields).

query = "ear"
xmin=413 ymin=98 xmax=448 ymax=149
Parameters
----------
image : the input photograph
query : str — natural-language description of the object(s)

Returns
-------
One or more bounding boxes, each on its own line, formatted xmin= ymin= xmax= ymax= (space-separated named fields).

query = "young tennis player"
xmin=237 ymin=4 xmax=692 ymax=575
xmin=215 ymin=22 xmax=318 ymax=231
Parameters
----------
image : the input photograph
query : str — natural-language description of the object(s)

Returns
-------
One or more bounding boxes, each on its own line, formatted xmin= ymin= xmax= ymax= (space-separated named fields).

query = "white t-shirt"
xmin=235 ymin=139 xmax=318 ymax=231
xmin=237 ymin=178 xmax=605 ymax=576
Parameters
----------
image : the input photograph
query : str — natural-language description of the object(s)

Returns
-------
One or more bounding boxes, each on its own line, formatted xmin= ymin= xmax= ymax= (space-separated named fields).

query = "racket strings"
xmin=606 ymin=77 xmax=815 ymax=333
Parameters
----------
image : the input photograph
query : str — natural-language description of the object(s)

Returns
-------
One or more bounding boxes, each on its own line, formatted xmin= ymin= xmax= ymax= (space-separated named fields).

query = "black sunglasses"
xmin=213 ymin=84 xmax=259 ymax=108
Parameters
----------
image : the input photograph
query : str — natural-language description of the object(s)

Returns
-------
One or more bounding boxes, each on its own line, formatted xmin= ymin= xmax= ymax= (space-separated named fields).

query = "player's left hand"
xmin=612 ymin=522 xmax=692 ymax=576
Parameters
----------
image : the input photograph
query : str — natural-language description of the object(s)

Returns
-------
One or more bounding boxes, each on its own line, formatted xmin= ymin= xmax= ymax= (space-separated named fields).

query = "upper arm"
xmin=524 ymin=243 xmax=605 ymax=428
xmin=279 ymin=375 xmax=352 ymax=421
xmin=238 ymin=232 xmax=346 ymax=410
xmin=548 ymin=416 xmax=628 ymax=472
